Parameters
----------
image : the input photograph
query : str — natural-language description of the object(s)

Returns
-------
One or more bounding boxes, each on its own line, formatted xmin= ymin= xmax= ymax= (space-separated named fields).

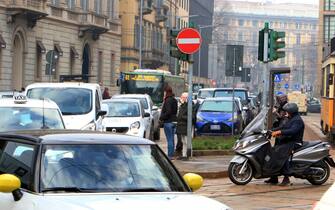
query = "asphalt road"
xmin=196 ymin=113 xmax=334 ymax=210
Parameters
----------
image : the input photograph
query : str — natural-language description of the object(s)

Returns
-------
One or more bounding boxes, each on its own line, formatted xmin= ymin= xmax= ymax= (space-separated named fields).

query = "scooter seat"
xmin=294 ymin=141 xmax=322 ymax=152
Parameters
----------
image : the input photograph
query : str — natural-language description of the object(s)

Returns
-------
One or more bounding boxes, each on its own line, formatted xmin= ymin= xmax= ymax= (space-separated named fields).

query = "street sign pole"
xmin=262 ymin=23 xmax=269 ymax=107
xmin=176 ymin=28 xmax=202 ymax=159
xmin=186 ymin=55 xmax=193 ymax=158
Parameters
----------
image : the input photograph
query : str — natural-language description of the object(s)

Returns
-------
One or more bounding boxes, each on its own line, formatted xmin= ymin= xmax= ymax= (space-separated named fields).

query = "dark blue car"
xmin=195 ymin=98 xmax=243 ymax=136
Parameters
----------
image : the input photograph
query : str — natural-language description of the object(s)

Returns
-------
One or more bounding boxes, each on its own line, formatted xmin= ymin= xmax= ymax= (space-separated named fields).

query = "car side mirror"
xmin=183 ymin=173 xmax=203 ymax=192
xmin=0 ymin=174 xmax=23 ymax=201
xmin=152 ymin=105 xmax=158 ymax=111
xmin=144 ymin=112 xmax=150 ymax=118
xmin=99 ymin=104 xmax=109 ymax=117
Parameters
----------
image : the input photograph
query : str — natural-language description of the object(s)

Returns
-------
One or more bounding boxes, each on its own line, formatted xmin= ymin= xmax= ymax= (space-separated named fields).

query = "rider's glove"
xmin=272 ymin=130 xmax=282 ymax=137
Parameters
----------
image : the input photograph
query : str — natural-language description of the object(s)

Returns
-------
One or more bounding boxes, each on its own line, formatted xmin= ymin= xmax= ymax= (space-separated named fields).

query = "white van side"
xmin=25 ymin=83 xmax=107 ymax=131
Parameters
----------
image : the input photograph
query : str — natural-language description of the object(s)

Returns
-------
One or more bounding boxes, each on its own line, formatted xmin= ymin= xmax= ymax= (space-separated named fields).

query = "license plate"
xmin=210 ymin=125 xmax=220 ymax=130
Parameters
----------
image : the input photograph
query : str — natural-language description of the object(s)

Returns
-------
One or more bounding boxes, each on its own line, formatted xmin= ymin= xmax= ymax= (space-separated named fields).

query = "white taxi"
xmin=102 ymin=98 xmax=151 ymax=138
xmin=0 ymin=131 xmax=231 ymax=210
xmin=0 ymin=96 xmax=65 ymax=132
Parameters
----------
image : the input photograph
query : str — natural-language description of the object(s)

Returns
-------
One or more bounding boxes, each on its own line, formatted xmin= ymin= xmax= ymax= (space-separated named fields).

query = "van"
xmin=25 ymin=83 xmax=108 ymax=130
xmin=287 ymin=91 xmax=307 ymax=115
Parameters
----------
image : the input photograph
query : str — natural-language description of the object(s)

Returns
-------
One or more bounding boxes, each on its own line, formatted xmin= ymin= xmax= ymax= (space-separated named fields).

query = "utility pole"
xmin=139 ymin=0 xmax=143 ymax=69
xmin=232 ymin=47 xmax=236 ymax=136
xmin=187 ymin=56 xmax=193 ymax=158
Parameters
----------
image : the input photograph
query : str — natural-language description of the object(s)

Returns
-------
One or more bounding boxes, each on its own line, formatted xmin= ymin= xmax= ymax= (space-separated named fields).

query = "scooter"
xmin=229 ymin=108 xmax=335 ymax=185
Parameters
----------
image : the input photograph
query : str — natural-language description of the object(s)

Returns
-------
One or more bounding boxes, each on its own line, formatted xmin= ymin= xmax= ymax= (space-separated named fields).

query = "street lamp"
xmin=139 ymin=0 xmax=143 ymax=69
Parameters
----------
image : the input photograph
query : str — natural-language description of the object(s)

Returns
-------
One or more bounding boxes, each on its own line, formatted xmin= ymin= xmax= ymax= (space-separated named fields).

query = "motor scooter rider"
xmin=264 ymin=103 xmax=304 ymax=185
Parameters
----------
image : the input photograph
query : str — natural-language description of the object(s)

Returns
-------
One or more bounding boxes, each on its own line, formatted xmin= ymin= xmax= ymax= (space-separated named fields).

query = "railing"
xmin=79 ymin=12 xmax=108 ymax=28
xmin=7 ymin=0 xmax=46 ymax=11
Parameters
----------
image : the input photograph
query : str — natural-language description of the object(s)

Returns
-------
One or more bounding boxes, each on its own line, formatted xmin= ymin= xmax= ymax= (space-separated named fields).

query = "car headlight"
xmin=197 ymin=115 xmax=204 ymax=122
xmin=228 ymin=114 xmax=238 ymax=122
xmin=130 ymin=121 xmax=140 ymax=130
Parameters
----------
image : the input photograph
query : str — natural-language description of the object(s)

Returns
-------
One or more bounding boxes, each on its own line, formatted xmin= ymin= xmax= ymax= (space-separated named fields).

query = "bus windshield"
xmin=120 ymin=74 xmax=164 ymax=105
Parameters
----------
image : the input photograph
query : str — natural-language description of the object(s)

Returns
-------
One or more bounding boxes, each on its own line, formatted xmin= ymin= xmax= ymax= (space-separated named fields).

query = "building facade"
xmin=120 ymin=0 xmax=179 ymax=73
xmin=214 ymin=1 xmax=318 ymax=94
xmin=189 ymin=0 xmax=214 ymax=79
xmin=0 ymin=0 xmax=121 ymax=92
xmin=318 ymin=0 xmax=335 ymax=97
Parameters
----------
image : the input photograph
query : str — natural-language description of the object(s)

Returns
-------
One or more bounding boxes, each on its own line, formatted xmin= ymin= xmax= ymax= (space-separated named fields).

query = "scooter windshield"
xmin=241 ymin=107 xmax=268 ymax=137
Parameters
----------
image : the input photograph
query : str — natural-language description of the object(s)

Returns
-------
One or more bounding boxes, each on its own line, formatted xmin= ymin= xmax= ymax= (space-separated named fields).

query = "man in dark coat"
xmin=265 ymin=103 xmax=304 ymax=185
xmin=176 ymin=92 xmax=188 ymax=160
xmin=159 ymin=86 xmax=178 ymax=159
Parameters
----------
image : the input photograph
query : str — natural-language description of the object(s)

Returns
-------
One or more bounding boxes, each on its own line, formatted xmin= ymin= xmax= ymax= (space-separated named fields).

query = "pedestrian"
xmin=176 ymin=92 xmax=189 ymax=160
xmin=102 ymin=87 xmax=111 ymax=99
xmin=264 ymin=103 xmax=304 ymax=186
xmin=159 ymin=85 xmax=178 ymax=160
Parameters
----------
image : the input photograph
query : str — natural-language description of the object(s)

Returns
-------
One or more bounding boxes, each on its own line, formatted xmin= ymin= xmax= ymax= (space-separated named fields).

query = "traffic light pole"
xmin=187 ymin=55 xmax=194 ymax=158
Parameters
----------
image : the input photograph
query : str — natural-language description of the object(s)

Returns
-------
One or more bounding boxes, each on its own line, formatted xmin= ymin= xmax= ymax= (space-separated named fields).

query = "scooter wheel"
xmin=307 ymin=160 xmax=330 ymax=185
xmin=228 ymin=162 xmax=253 ymax=185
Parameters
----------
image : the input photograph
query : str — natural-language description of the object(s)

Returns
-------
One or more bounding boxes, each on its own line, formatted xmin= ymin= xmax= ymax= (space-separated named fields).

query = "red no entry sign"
xmin=176 ymin=28 xmax=202 ymax=54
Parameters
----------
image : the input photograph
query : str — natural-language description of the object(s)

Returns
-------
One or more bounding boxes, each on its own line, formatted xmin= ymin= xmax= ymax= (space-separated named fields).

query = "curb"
xmin=179 ymin=170 xmax=228 ymax=179
xmin=193 ymin=150 xmax=234 ymax=156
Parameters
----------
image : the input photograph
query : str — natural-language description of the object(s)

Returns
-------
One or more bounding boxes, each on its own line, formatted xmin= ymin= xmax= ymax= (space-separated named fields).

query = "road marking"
xmin=177 ymin=38 xmax=201 ymax=44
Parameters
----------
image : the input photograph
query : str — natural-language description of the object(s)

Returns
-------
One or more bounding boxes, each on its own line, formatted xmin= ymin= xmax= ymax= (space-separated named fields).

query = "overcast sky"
xmin=225 ymin=0 xmax=318 ymax=5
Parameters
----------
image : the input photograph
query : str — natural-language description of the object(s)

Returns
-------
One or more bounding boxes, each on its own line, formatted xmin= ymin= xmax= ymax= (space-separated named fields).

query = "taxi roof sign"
xmin=13 ymin=95 xmax=27 ymax=104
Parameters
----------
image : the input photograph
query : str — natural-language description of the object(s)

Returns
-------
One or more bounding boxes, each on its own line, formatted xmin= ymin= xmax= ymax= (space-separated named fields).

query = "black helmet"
xmin=283 ymin=103 xmax=299 ymax=114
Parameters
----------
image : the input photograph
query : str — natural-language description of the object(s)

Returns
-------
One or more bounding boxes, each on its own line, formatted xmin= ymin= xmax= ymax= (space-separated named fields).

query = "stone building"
xmin=0 ymin=0 xmax=121 ymax=92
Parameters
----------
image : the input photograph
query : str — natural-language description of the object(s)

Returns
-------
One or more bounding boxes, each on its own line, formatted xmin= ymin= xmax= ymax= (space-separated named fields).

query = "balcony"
xmin=142 ymin=0 xmax=153 ymax=15
xmin=78 ymin=12 xmax=109 ymax=40
xmin=155 ymin=7 xmax=168 ymax=23
xmin=6 ymin=0 xmax=48 ymax=28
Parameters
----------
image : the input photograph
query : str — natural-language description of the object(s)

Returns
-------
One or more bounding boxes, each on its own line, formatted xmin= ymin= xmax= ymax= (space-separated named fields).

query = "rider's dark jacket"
xmin=274 ymin=113 xmax=304 ymax=145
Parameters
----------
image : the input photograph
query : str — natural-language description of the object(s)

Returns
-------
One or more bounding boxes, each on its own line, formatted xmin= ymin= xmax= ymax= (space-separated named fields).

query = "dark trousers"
xmin=176 ymin=134 xmax=183 ymax=155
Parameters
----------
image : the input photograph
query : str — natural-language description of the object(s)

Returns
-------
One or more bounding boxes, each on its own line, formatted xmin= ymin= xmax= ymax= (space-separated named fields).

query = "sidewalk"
xmin=156 ymin=130 xmax=232 ymax=178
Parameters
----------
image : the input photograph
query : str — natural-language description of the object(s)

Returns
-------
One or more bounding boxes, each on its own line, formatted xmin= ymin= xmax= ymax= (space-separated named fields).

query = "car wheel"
xmin=153 ymin=128 xmax=160 ymax=141
xmin=149 ymin=124 xmax=154 ymax=140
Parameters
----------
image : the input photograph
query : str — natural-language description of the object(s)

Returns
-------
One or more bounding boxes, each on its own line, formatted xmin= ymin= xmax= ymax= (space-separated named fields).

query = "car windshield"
xmin=214 ymin=90 xmax=247 ymax=101
xmin=200 ymin=100 xmax=235 ymax=112
xmin=27 ymin=88 xmax=92 ymax=115
xmin=40 ymin=144 xmax=188 ymax=192
xmin=115 ymin=97 xmax=148 ymax=109
xmin=198 ymin=90 xmax=214 ymax=99
xmin=104 ymin=101 xmax=140 ymax=117
xmin=0 ymin=107 xmax=64 ymax=131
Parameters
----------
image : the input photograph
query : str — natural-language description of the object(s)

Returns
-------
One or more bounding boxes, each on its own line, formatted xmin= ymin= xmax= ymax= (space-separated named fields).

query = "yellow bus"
xmin=321 ymin=54 xmax=335 ymax=142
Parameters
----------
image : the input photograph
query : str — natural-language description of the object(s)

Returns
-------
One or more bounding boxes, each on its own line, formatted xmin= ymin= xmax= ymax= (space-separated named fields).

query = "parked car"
xmin=195 ymin=97 xmax=243 ymax=136
xmin=0 ymin=130 xmax=231 ymax=210
xmin=0 ymin=95 xmax=65 ymax=132
xmin=248 ymin=96 xmax=260 ymax=117
xmin=197 ymin=88 xmax=215 ymax=104
xmin=25 ymin=83 xmax=108 ymax=131
xmin=102 ymin=98 xmax=151 ymax=139
xmin=112 ymin=94 xmax=160 ymax=140
xmin=307 ymin=98 xmax=321 ymax=113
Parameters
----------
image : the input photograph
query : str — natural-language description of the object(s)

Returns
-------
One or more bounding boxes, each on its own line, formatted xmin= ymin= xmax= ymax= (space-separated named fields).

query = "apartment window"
xmin=110 ymin=53 xmax=115 ymax=86
xmin=325 ymin=0 xmax=335 ymax=10
xmin=51 ymin=0 xmax=60 ymax=6
xmin=252 ymin=20 xmax=258 ymax=27
xmin=252 ymin=32 xmax=257 ymax=43
xmin=97 ymin=51 xmax=103 ymax=83
xmin=35 ymin=41 xmax=46 ymax=80
xmin=134 ymin=22 xmax=140 ymax=48
xmin=296 ymin=34 xmax=301 ymax=45
xmin=81 ymin=0 xmax=88 ymax=11
xmin=224 ymin=32 xmax=228 ymax=41
xmin=238 ymin=19 xmax=244 ymax=26
xmin=67 ymin=0 xmax=75 ymax=9
xmin=108 ymin=0 xmax=115 ymax=18
xmin=53 ymin=44 xmax=63 ymax=79
xmin=324 ymin=16 xmax=335 ymax=42
xmin=95 ymin=0 xmax=102 ymax=14
xmin=238 ymin=32 xmax=243 ymax=41
xmin=70 ymin=46 xmax=79 ymax=75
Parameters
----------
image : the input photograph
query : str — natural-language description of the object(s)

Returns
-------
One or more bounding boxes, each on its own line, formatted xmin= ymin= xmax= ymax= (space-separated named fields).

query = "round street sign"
xmin=176 ymin=28 xmax=202 ymax=54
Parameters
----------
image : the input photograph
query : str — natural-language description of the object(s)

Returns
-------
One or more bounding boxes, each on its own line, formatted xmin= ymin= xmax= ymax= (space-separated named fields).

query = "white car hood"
xmin=102 ymin=117 xmax=141 ymax=127
xmin=34 ymin=193 xmax=230 ymax=210
xmin=62 ymin=114 xmax=93 ymax=129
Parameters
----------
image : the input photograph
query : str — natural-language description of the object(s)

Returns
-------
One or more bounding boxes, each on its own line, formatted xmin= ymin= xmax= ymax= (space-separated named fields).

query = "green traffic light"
xmin=269 ymin=30 xmax=286 ymax=61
